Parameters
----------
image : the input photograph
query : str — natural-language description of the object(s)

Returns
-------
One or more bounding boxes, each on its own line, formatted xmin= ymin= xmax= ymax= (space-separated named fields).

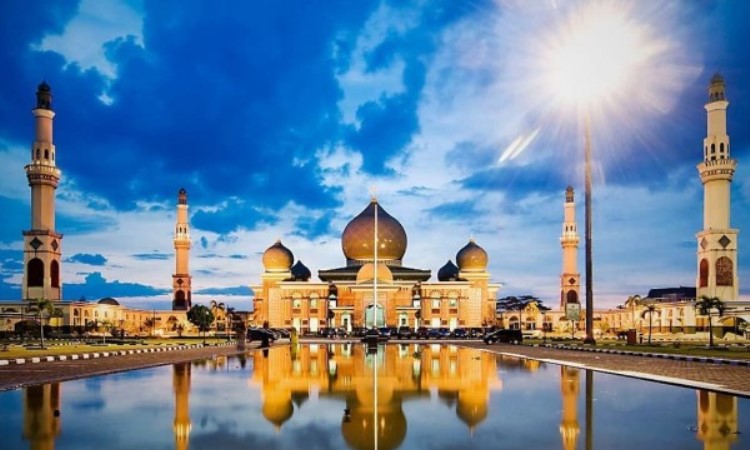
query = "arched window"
xmin=566 ymin=290 xmax=578 ymax=304
xmin=711 ymin=143 xmax=716 ymax=153
xmin=699 ymin=259 xmax=709 ymax=287
xmin=28 ymin=258 xmax=44 ymax=287
xmin=720 ymin=143 xmax=725 ymax=153
xmin=174 ymin=290 xmax=187 ymax=309
xmin=36 ymin=149 xmax=40 ymax=159
xmin=50 ymin=260 xmax=60 ymax=288
xmin=716 ymin=257 xmax=733 ymax=286
xmin=44 ymin=149 xmax=49 ymax=159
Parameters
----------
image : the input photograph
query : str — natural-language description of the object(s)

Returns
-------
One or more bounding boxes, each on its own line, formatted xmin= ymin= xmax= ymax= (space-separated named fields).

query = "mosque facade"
xmin=252 ymin=199 xmax=500 ymax=333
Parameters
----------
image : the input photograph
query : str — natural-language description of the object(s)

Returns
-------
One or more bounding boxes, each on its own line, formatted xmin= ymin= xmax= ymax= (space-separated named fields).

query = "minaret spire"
xmin=696 ymin=74 xmax=739 ymax=301
xmin=560 ymin=186 xmax=580 ymax=309
xmin=23 ymin=81 xmax=63 ymax=302
xmin=172 ymin=188 xmax=192 ymax=310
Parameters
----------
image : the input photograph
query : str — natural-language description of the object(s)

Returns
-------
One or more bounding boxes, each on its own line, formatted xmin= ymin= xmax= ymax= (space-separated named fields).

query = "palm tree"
xmin=29 ymin=298 xmax=54 ymax=349
xmin=695 ymin=296 xmax=726 ymax=348
xmin=640 ymin=302 xmax=659 ymax=345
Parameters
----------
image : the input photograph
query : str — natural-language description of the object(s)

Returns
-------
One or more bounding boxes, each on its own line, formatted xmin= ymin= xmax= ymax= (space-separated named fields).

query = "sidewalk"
xmin=465 ymin=341 xmax=750 ymax=398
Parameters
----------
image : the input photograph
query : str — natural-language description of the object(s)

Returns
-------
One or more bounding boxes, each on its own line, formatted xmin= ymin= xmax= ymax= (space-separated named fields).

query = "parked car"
xmin=483 ymin=328 xmax=523 ymax=344
xmin=397 ymin=326 xmax=413 ymax=339
xmin=438 ymin=327 xmax=452 ymax=339
xmin=352 ymin=327 xmax=368 ymax=337
xmin=468 ymin=327 xmax=485 ymax=339
xmin=451 ymin=328 xmax=468 ymax=339
xmin=247 ymin=328 xmax=276 ymax=342
xmin=427 ymin=328 xmax=442 ymax=339
xmin=416 ymin=327 xmax=430 ymax=339
xmin=378 ymin=327 xmax=393 ymax=338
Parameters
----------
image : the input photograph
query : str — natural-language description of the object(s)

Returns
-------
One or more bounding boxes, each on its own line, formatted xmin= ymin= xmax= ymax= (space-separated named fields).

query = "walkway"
xmin=465 ymin=342 xmax=750 ymax=398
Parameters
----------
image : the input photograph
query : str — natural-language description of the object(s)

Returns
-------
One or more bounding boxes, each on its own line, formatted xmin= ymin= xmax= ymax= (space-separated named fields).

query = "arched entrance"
xmin=364 ymin=304 xmax=385 ymax=328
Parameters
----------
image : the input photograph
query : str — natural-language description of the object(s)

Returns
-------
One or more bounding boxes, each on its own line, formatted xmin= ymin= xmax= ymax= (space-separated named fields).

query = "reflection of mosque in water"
xmin=251 ymin=344 xmax=502 ymax=450
xmin=17 ymin=352 xmax=743 ymax=450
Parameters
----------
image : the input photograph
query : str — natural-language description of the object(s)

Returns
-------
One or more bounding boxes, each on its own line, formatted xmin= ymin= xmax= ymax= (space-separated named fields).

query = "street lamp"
xmin=542 ymin=3 xmax=659 ymax=344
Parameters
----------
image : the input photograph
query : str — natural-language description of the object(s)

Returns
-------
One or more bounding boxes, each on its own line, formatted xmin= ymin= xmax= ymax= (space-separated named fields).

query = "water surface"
xmin=0 ymin=343 xmax=747 ymax=449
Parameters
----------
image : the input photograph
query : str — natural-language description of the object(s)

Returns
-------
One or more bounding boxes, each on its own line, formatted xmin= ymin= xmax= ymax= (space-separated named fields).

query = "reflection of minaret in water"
xmin=173 ymin=363 xmax=192 ymax=450
xmin=696 ymin=391 xmax=738 ymax=450
xmin=23 ymin=383 xmax=61 ymax=450
xmin=559 ymin=367 xmax=580 ymax=450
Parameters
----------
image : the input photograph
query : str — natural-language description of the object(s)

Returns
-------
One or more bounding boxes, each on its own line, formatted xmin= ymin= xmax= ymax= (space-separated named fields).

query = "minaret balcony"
xmin=698 ymin=159 xmax=736 ymax=183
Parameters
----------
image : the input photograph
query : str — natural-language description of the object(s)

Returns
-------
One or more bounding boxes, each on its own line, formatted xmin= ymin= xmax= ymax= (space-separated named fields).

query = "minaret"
xmin=560 ymin=186 xmax=580 ymax=308
xmin=173 ymin=363 xmax=192 ymax=450
xmin=23 ymin=383 xmax=61 ymax=450
xmin=696 ymin=74 xmax=739 ymax=301
xmin=23 ymin=82 xmax=63 ymax=302
xmin=695 ymin=391 xmax=737 ymax=450
xmin=172 ymin=188 xmax=192 ymax=310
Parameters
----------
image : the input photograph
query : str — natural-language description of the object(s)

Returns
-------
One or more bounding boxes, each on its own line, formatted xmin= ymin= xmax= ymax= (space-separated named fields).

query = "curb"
xmin=0 ymin=342 xmax=236 ymax=366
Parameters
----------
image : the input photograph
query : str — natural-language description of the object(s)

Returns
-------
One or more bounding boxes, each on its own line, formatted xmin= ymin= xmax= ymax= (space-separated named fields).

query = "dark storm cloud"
xmin=66 ymin=253 xmax=108 ymax=266
xmin=131 ymin=252 xmax=171 ymax=261
xmin=191 ymin=200 xmax=276 ymax=235
xmin=64 ymin=272 xmax=168 ymax=299
xmin=194 ymin=286 xmax=252 ymax=296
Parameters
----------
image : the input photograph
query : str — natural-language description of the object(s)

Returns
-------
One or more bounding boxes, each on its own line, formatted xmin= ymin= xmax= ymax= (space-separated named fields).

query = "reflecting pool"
xmin=0 ymin=344 xmax=748 ymax=449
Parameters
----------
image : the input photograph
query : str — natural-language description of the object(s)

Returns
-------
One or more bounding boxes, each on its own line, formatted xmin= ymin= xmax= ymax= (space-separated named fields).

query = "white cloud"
xmin=36 ymin=0 xmax=144 ymax=80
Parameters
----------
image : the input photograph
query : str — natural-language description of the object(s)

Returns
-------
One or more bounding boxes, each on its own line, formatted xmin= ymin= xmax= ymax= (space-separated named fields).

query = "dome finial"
xmin=369 ymin=186 xmax=378 ymax=203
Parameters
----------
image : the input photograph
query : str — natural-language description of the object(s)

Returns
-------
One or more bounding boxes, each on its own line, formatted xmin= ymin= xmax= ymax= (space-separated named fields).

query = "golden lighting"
xmin=542 ymin=2 xmax=661 ymax=108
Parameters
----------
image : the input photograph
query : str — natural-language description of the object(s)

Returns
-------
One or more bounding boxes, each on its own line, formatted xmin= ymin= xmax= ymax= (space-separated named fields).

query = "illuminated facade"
xmin=251 ymin=198 xmax=500 ymax=332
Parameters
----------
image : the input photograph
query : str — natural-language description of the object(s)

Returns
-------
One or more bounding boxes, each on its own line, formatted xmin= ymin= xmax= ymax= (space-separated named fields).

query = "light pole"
xmin=583 ymin=112 xmax=595 ymax=345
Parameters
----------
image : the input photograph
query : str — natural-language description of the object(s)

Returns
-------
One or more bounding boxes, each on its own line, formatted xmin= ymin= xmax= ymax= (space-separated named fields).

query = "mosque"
xmin=1 ymin=74 xmax=748 ymax=339
xmin=251 ymin=199 xmax=499 ymax=333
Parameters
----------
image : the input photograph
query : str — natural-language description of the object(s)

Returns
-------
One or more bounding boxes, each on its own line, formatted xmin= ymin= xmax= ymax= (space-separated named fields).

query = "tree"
xmin=640 ymin=302 xmax=659 ymax=345
xmin=143 ymin=317 xmax=156 ymax=336
xmin=187 ymin=305 xmax=215 ymax=344
xmin=695 ymin=296 xmax=726 ymax=348
xmin=497 ymin=295 xmax=548 ymax=331
xmin=29 ymin=298 xmax=54 ymax=349
xmin=99 ymin=320 xmax=113 ymax=344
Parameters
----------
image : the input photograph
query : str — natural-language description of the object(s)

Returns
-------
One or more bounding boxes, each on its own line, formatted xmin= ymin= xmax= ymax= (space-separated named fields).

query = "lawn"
xmin=0 ymin=338 xmax=232 ymax=359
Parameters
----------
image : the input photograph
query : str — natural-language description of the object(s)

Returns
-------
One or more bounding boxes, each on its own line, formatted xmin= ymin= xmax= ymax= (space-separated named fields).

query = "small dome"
xmin=438 ymin=260 xmax=460 ymax=281
xmin=710 ymin=72 xmax=724 ymax=85
xmin=290 ymin=260 xmax=311 ymax=281
xmin=456 ymin=390 xmax=488 ymax=429
xmin=456 ymin=238 xmax=488 ymax=271
xmin=98 ymin=297 xmax=119 ymax=306
xmin=356 ymin=262 xmax=393 ymax=285
xmin=341 ymin=199 xmax=407 ymax=264
xmin=37 ymin=81 xmax=51 ymax=92
xmin=262 ymin=240 xmax=294 ymax=272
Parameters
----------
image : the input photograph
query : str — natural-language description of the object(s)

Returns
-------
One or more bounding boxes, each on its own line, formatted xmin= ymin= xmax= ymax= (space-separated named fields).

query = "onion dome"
xmin=342 ymin=199 xmax=407 ymax=265
xmin=262 ymin=240 xmax=294 ymax=272
xmin=356 ymin=262 xmax=393 ymax=285
xmin=438 ymin=260 xmax=460 ymax=281
xmin=98 ymin=297 xmax=120 ymax=306
xmin=456 ymin=238 xmax=488 ymax=272
xmin=290 ymin=260 xmax=311 ymax=281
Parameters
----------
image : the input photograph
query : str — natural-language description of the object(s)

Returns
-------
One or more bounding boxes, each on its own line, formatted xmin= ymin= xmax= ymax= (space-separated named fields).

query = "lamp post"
xmin=582 ymin=112 xmax=595 ymax=345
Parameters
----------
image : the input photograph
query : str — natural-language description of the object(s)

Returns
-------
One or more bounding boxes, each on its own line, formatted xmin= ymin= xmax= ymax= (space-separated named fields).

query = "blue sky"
xmin=1 ymin=0 xmax=749 ymax=310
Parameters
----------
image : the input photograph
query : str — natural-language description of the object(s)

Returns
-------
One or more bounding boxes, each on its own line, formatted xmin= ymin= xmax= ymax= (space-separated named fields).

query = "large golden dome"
xmin=342 ymin=199 xmax=407 ymax=265
xmin=262 ymin=240 xmax=294 ymax=272
xmin=456 ymin=238 xmax=488 ymax=271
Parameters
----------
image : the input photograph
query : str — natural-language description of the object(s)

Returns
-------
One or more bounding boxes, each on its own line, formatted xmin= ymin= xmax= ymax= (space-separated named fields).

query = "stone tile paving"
xmin=463 ymin=342 xmax=750 ymax=397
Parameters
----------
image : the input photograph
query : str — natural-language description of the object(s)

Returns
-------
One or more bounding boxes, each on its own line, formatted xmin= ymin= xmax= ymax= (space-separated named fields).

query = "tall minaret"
xmin=172 ymin=188 xmax=192 ymax=310
xmin=23 ymin=82 xmax=63 ymax=302
xmin=696 ymin=74 xmax=739 ymax=301
xmin=560 ymin=186 xmax=581 ymax=308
